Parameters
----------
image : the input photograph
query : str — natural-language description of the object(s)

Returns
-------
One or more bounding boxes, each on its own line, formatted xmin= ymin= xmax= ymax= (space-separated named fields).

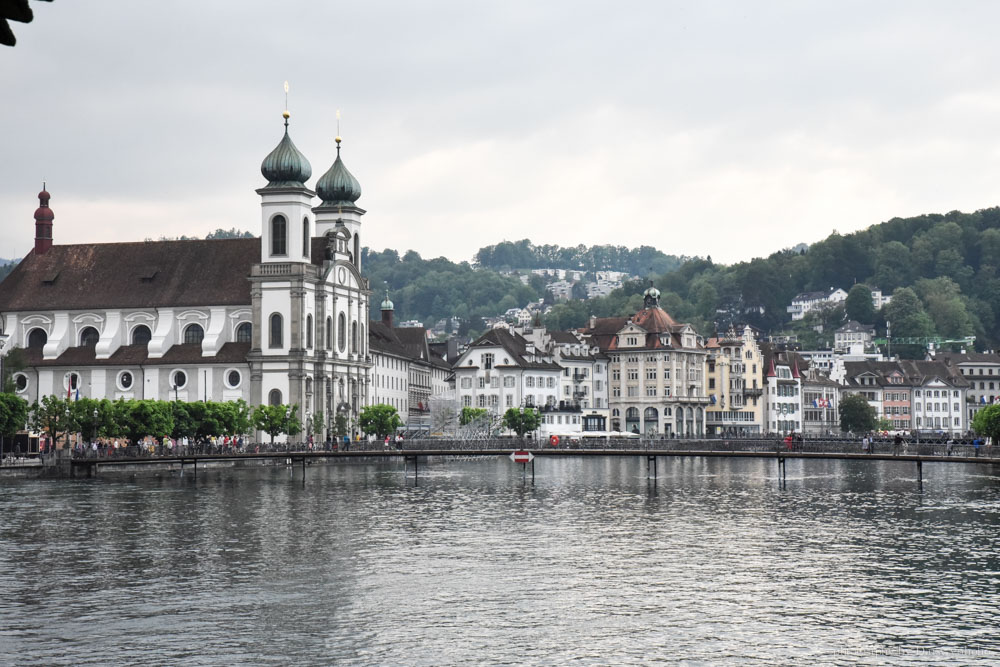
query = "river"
xmin=0 ymin=456 xmax=998 ymax=665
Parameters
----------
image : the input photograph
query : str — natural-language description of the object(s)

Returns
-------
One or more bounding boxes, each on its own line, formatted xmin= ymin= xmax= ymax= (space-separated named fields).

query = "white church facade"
xmin=0 ymin=111 xmax=374 ymax=440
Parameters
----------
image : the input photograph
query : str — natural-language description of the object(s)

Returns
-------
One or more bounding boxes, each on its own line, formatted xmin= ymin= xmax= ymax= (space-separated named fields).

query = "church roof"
xmin=20 ymin=342 xmax=251 ymax=367
xmin=0 ymin=238 xmax=259 ymax=311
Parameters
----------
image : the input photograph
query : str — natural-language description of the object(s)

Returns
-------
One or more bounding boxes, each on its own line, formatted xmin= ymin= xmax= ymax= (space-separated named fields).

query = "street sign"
xmin=510 ymin=451 xmax=534 ymax=464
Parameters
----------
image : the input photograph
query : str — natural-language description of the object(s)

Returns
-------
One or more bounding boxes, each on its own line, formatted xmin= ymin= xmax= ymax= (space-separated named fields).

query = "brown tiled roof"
xmin=368 ymin=320 xmax=410 ymax=358
xmin=0 ymin=238 xmax=259 ymax=311
xmin=20 ymin=342 xmax=251 ymax=367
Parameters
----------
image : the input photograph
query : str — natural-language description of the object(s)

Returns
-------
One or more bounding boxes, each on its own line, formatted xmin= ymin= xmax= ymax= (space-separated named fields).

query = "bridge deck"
xmin=70 ymin=447 xmax=1000 ymax=468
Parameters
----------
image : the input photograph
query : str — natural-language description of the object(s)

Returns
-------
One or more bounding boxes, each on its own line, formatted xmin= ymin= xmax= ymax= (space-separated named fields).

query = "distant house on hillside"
xmin=786 ymin=288 xmax=848 ymax=321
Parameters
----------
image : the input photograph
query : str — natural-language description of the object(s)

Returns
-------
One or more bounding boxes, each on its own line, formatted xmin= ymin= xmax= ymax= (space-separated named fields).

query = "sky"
xmin=3 ymin=1 xmax=1000 ymax=265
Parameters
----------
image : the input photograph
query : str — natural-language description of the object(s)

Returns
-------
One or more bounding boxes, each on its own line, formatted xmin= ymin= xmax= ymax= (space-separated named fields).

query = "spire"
xmin=34 ymin=184 xmax=54 ymax=255
xmin=380 ymin=287 xmax=394 ymax=328
xmin=260 ymin=110 xmax=312 ymax=188
xmin=316 ymin=134 xmax=362 ymax=208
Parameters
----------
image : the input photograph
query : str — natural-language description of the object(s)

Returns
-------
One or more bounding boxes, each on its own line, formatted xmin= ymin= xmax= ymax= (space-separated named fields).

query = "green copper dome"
xmin=380 ymin=289 xmax=394 ymax=311
xmin=316 ymin=139 xmax=362 ymax=206
xmin=261 ymin=115 xmax=312 ymax=188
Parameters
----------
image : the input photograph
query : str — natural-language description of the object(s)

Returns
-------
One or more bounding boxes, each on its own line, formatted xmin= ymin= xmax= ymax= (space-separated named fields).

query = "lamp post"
xmin=92 ymin=407 xmax=99 ymax=446
xmin=63 ymin=405 xmax=71 ymax=451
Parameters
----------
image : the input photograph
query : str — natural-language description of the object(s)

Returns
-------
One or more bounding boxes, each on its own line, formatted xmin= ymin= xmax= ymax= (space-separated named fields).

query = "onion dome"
xmin=316 ymin=137 xmax=362 ymax=206
xmin=34 ymin=187 xmax=53 ymax=222
xmin=260 ymin=112 xmax=312 ymax=187
xmin=380 ymin=289 xmax=394 ymax=311
xmin=642 ymin=281 xmax=661 ymax=309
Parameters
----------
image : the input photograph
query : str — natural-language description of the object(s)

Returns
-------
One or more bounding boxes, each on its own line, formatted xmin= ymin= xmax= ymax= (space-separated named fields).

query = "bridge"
xmin=65 ymin=438 xmax=999 ymax=486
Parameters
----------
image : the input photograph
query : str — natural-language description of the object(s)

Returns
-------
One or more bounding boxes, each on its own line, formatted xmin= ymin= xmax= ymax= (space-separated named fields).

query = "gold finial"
xmin=283 ymin=81 xmax=290 ymax=121
xmin=335 ymin=109 xmax=342 ymax=145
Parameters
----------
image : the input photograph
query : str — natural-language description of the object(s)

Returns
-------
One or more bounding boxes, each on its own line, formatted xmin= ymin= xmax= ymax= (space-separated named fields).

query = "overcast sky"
xmin=3 ymin=1 xmax=1000 ymax=265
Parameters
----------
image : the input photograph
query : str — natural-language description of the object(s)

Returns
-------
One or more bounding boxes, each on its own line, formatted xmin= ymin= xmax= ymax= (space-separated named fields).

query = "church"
xmin=0 ymin=110 xmax=374 ymax=439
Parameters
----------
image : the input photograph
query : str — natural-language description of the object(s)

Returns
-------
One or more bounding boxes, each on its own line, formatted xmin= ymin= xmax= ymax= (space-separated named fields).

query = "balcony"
xmin=743 ymin=387 xmax=763 ymax=398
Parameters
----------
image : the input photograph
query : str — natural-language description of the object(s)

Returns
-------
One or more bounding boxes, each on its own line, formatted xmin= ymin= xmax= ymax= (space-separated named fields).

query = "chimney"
xmin=34 ymin=186 xmax=54 ymax=255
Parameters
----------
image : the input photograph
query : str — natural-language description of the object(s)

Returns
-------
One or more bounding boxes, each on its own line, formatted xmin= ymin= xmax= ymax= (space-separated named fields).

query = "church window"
xmin=338 ymin=314 xmax=346 ymax=352
xmin=184 ymin=324 xmax=204 ymax=345
xmin=172 ymin=370 xmax=187 ymax=389
xmin=132 ymin=325 xmax=152 ymax=345
xmin=79 ymin=327 xmax=99 ymax=347
xmin=236 ymin=322 xmax=252 ymax=343
xmin=118 ymin=371 xmax=133 ymax=390
xmin=227 ymin=370 xmax=241 ymax=388
xmin=326 ymin=317 xmax=332 ymax=350
xmin=14 ymin=373 xmax=27 ymax=393
xmin=306 ymin=315 xmax=313 ymax=349
xmin=67 ymin=373 xmax=79 ymax=391
xmin=271 ymin=215 xmax=287 ymax=256
xmin=268 ymin=389 xmax=282 ymax=406
xmin=269 ymin=313 xmax=283 ymax=348
xmin=27 ymin=328 xmax=47 ymax=349
xmin=303 ymin=217 xmax=310 ymax=258
xmin=352 ymin=321 xmax=358 ymax=354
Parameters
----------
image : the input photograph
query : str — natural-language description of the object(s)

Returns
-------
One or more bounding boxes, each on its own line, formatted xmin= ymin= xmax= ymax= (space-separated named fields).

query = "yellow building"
xmin=705 ymin=326 xmax=765 ymax=436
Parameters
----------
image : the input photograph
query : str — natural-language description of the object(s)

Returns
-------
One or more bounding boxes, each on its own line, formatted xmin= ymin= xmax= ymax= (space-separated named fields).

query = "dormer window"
xmin=483 ymin=353 xmax=494 ymax=369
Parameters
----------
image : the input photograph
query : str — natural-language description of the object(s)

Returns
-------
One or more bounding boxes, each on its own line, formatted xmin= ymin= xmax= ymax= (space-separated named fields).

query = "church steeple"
xmin=34 ymin=185 xmax=53 ymax=255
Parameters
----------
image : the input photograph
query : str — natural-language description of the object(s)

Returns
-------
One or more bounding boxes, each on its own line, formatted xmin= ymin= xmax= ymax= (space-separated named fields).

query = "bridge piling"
xmin=647 ymin=455 xmax=657 ymax=480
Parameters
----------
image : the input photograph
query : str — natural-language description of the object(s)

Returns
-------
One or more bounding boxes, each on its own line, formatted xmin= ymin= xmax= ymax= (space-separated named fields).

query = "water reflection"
xmin=0 ymin=456 xmax=998 ymax=665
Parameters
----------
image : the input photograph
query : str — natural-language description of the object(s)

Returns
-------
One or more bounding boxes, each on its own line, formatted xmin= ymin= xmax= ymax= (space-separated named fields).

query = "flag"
xmin=812 ymin=399 xmax=818 ymax=408
xmin=66 ymin=379 xmax=71 ymax=400
xmin=75 ymin=386 xmax=80 ymax=401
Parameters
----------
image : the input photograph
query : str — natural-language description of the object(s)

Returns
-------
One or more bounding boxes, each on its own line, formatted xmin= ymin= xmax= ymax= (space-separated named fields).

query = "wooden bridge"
xmin=68 ymin=438 xmax=999 ymax=486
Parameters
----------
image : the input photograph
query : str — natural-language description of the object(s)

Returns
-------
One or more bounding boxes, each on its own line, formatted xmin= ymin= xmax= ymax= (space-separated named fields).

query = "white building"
xmin=786 ymin=288 xmax=848 ymax=321
xmin=0 ymin=111 xmax=374 ymax=441
xmin=834 ymin=320 xmax=875 ymax=352
xmin=452 ymin=327 xmax=564 ymax=437
xmin=936 ymin=352 xmax=1000 ymax=425
xmin=762 ymin=349 xmax=804 ymax=435
xmin=583 ymin=285 xmax=709 ymax=436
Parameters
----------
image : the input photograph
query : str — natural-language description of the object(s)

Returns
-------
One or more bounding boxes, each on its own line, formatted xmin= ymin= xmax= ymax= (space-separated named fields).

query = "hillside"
xmin=473 ymin=239 xmax=690 ymax=275
xmin=543 ymin=207 xmax=1000 ymax=352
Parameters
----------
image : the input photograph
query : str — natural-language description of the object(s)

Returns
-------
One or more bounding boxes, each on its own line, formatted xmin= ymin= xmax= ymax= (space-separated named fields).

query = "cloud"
xmin=3 ymin=1 xmax=1000 ymax=267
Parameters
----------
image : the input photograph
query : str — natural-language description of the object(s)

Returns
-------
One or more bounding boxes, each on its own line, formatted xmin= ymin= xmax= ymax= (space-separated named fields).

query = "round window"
xmin=14 ymin=373 xmax=27 ymax=392
xmin=119 ymin=371 xmax=133 ymax=389
xmin=227 ymin=370 xmax=241 ymax=387
xmin=172 ymin=370 xmax=187 ymax=388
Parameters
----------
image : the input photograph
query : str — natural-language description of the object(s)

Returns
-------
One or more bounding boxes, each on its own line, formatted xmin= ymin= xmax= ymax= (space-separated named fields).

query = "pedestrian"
xmin=974 ymin=438 xmax=981 ymax=458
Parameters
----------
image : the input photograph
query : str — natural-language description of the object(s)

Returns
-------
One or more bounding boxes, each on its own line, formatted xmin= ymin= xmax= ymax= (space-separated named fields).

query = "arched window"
xmin=268 ymin=389 xmax=282 ymax=406
xmin=79 ymin=326 xmax=99 ymax=347
xmin=269 ymin=313 xmax=283 ymax=348
xmin=351 ymin=321 xmax=358 ymax=354
xmin=303 ymin=217 xmax=310 ymax=258
xmin=644 ymin=407 xmax=658 ymax=422
xmin=131 ymin=325 xmax=152 ymax=345
xmin=326 ymin=317 xmax=332 ymax=350
xmin=236 ymin=322 xmax=252 ymax=343
xmin=338 ymin=313 xmax=346 ymax=352
xmin=271 ymin=215 xmax=287 ymax=256
xmin=184 ymin=323 xmax=204 ymax=345
xmin=306 ymin=314 xmax=313 ymax=349
xmin=353 ymin=233 xmax=360 ymax=267
xmin=27 ymin=328 xmax=47 ymax=349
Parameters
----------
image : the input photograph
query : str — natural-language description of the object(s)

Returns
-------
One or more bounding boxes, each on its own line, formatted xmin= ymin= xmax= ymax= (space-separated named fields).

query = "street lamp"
xmin=63 ymin=405 xmax=71 ymax=451
xmin=92 ymin=407 xmax=99 ymax=446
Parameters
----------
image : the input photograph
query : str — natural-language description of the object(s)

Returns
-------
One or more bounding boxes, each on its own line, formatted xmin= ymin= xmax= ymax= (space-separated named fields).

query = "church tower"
xmin=314 ymin=135 xmax=364 ymax=273
xmin=257 ymin=110 xmax=315 ymax=264
xmin=33 ymin=186 xmax=54 ymax=255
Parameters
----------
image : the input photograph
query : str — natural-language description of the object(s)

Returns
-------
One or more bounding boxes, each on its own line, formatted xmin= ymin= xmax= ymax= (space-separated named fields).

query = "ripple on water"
xmin=0 ymin=457 xmax=998 ymax=665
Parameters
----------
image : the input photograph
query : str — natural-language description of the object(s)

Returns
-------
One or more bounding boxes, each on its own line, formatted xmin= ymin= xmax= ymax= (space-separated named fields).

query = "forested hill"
xmin=474 ymin=239 xmax=689 ymax=275
xmin=542 ymin=207 xmax=1000 ymax=351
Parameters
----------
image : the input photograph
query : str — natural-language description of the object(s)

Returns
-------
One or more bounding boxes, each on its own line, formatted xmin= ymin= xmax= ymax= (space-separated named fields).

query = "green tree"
xmin=0 ymin=393 xmax=29 ymax=456
xmin=252 ymin=404 xmax=300 ymax=444
xmin=839 ymin=393 xmax=877 ymax=433
xmin=502 ymin=407 xmax=541 ymax=439
xmin=971 ymin=404 xmax=1000 ymax=442
xmin=117 ymin=400 xmax=174 ymax=446
xmin=359 ymin=404 xmax=403 ymax=439
xmin=333 ymin=413 xmax=348 ymax=436
xmin=459 ymin=407 xmax=488 ymax=425
xmin=30 ymin=395 xmax=74 ymax=450
xmin=845 ymin=284 xmax=876 ymax=324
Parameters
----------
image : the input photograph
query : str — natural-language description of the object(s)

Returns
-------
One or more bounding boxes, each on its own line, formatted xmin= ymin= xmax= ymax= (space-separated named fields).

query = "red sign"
xmin=510 ymin=451 xmax=534 ymax=464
